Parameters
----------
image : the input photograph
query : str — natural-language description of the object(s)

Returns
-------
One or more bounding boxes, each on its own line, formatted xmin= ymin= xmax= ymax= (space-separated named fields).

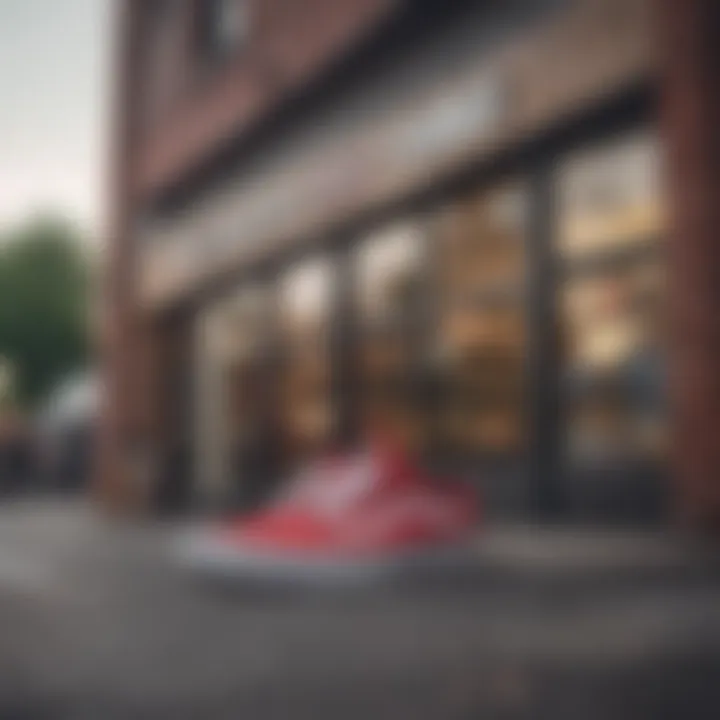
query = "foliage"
xmin=0 ymin=214 xmax=91 ymax=408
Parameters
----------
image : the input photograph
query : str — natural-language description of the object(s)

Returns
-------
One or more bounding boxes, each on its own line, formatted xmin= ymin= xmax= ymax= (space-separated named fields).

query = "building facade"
xmin=100 ymin=0 xmax=720 ymax=526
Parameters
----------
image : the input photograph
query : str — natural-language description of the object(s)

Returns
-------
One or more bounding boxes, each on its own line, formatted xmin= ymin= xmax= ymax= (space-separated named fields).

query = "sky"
xmin=0 ymin=0 xmax=112 ymax=241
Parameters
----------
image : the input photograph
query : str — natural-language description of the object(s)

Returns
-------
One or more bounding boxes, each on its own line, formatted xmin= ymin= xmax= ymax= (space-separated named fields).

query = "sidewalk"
xmin=1 ymin=499 xmax=720 ymax=719
xmin=472 ymin=524 xmax=719 ymax=575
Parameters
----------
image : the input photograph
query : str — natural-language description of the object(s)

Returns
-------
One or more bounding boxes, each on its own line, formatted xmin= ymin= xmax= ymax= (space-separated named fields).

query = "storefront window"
xmin=280 ymin=258 xmax=335 ymax=461
xmin=224 ymin=286 xmax=276 ymax=441
xmin=356 ymin=222 xmax=427 ymax=451
xmin=435 ymin=184 xmax=528 ymax=456
xmin=195 ymin=284 xmax=279 ymax=506
xmin=558 ymin=132 xmax=666 ymax=470
xmin=197 ymin=0 xmax=250 ymax=63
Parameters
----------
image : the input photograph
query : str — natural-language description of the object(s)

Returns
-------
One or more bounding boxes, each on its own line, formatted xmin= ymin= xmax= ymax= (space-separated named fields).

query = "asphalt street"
xmin=1 ymin=499 xmax=720 ymax=719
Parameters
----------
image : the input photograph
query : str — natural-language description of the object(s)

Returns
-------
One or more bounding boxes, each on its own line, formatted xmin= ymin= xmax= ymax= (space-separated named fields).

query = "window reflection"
xmin=223 ymin=286 xmax=275 ymax=443
xmin=280 ymin=258 xmax=335 ymax=460
xmin=356 ymin=222 xmax=427 ymax=451
xmin=559 ymin=132 xmax=666 ymax=468
xmin=195 ymin=284 xmax=277 ymax=508
xmin=435 ymin=184 xmax=528 ymax=456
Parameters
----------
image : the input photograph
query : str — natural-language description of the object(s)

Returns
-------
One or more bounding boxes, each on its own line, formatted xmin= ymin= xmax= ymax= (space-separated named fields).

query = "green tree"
xmin=0 ymin=214 xmax=91 ymax=408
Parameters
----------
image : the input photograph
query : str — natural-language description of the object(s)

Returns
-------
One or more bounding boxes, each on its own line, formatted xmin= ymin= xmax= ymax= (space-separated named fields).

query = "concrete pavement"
xmin=1 ymin=498 xmax=720 ymax=719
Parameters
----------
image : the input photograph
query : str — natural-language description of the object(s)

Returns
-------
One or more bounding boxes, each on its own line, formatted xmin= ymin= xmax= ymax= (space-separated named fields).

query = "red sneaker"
xmin=180 ymin=444 xmax=480 ymax=583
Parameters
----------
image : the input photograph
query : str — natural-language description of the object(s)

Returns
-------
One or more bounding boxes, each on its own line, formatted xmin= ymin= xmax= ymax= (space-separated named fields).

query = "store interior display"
xmin=280 ymin=259 xmax=336 ymax=460
xmin=559 ymin=132 xmax=666 ymax=466
xmin=559 ymin=133 xmax=663 ymax=260
xmin=224 ymin=286 xmax=276 ymax=444
xmin=435 ymin=184 xmax=528 ymax=455
xmin=357 ymin=223 xmax=428 ymax=451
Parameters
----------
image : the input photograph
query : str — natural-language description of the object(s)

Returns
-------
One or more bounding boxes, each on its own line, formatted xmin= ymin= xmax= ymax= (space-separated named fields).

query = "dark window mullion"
xmin=526 ymin=163 xmax=565 ymax=519
xmin=329 ymin=244 xmax=359 ymax=449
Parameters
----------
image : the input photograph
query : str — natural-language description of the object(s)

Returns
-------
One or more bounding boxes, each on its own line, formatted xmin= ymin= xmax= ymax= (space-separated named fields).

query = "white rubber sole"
xmin=175 ymin=530 xmax=474 ymax=586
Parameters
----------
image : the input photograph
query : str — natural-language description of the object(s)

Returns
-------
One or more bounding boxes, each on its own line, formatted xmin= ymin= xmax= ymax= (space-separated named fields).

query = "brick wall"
xmin=657 ymin=0 xmax=720 ymax=528
xmin=131 ymin=0 xmax=401 ymax=200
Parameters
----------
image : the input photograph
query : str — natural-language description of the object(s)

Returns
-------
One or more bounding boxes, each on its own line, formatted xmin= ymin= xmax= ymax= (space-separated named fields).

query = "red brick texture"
xmin=657 ymin=0 xmax=720 ymax=527
xmin=133 ymin=0 xmax=400 ymax=200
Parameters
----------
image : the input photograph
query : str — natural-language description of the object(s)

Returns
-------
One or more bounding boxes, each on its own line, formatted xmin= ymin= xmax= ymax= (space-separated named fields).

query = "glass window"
xmin=559 ymin=133 xmax=662 ymax=260
xmin=435 ymin=184 xmax=528 ymax=456
xmin=197 ymin=0 xmax=250 ymax=62
xmin=194 ymin=284 xmax=276 ymax=506
xmin=279 ymin=258 xmax=335 ymax=461
xmin=558 ymin=131 xmax=666 ymax=470
xmin=223 ymin=286 xmax=276 ymax=439
xmin=356 ymin=222 xmax=428 ymax=452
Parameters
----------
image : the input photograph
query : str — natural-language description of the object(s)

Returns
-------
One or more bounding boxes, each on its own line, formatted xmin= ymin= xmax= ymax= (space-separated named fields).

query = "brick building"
xmin=100 ymin=0 xmax=720 ymax=526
